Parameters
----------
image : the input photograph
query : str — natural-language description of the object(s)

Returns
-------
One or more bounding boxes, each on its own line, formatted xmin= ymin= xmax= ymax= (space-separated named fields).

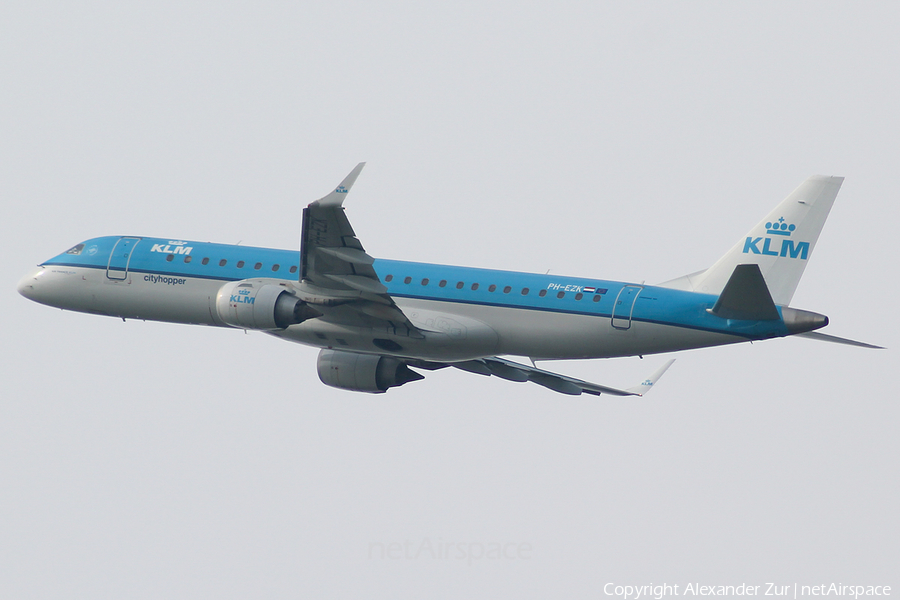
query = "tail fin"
xmin=661 ymin=175 xmax=844 ymax=305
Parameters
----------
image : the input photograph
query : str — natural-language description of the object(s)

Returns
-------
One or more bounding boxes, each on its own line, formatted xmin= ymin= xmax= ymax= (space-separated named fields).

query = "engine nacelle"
xmin=216 ymin=279 xmax=320 ymax=330
xmin=317 ymin=349 xmax=425 ymax=393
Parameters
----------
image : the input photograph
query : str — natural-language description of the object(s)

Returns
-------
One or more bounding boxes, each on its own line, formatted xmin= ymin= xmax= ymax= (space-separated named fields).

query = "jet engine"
xmin=216 ymin=279 xmax=320 ymax=330
xmin=317 ymin=349 xmax=424 ymax=393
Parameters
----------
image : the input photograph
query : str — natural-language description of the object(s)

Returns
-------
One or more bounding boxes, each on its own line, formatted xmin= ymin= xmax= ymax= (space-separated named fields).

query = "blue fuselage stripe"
xmin=41 ymin=235 xmax=789 ymax=339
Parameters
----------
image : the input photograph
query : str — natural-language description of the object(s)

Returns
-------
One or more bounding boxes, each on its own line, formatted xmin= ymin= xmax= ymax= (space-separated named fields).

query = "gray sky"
xmin=2 ymin=2 xmax=897 ymax=598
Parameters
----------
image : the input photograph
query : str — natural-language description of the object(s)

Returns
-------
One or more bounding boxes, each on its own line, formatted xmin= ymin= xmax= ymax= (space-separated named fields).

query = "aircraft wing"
xmin=416 ymin=356 xmax=676 ymax=396
xmin=297 ymin=163 xmax=423 ymax=338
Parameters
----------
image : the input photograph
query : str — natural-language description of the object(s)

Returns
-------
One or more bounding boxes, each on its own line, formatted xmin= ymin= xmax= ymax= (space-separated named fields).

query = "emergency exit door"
xmin=107 ymin=237 xmax=140 ymax=280
xmin=611 ymin=285 xmax=642 ymax=330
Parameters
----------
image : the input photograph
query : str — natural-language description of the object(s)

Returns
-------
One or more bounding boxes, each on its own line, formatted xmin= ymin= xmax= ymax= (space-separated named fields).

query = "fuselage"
xmin=18 ymin=235 xmax=800 ymax=363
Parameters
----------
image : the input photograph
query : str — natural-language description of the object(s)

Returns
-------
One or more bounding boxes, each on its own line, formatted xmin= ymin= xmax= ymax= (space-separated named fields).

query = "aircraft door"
xmin=611 ymin=285 xmax=642 ymax=330
xmin=107 ymin=237 xmax=141 ymax=280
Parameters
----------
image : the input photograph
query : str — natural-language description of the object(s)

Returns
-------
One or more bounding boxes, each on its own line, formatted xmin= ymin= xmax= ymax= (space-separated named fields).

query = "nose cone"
xmin=17 ymin=268 xmax=43 ymax=300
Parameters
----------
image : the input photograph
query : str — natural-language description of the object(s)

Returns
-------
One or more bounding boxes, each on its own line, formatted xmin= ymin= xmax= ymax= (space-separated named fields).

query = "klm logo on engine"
xmin=230 ymin=289 xmax=254 ymax=304
xmin=151 ymin=241 xmax=193 ymax=255
xmin=743 ymin=217 xmax=809 ymax=260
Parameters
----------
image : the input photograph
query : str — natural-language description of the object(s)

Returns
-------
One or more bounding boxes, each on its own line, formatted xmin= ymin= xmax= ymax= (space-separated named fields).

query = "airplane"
xmin=17 ymin=164 xmax=882 ymax=396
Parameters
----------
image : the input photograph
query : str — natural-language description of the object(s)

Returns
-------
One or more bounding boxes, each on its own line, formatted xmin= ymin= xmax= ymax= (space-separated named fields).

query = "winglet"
xmin=626 ymin=359 xmax=676 ymax=396
xmin=312 ymin=162 xmax=366 ymax=208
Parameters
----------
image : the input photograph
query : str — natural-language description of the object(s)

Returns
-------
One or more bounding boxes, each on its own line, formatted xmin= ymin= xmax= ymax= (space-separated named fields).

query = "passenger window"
xmin=421 ymin=278 xmax=429 ymax=285
xmin=404 ymin=276 xmax=412 ymax=284
xmin=488 ymin=284 xmax=497 ymax=292
xmin=272 ymin=264 xmax=280 ymax=272
xmin=237 ymin=261 xmax=245 ymax=268
xmin=254 ymin=262 xmax=262 ymax=270
xmin=184 ymin=255 xmax=192 ymax=263
xmin=593 ymin=295 xmax=601 ymax=302
xmin=219 ymin=259 xmax=227 ymax=267
xmin=289 ymin=266 xmax=298 ymax=274
xmin=201 ymin=257 xmax=209 ymax=265
xmin=385 ymin=274 xmax=393 ymax=282
xmin=557 ymin=291 xmax=565 ymax=299
xmin=539 ymin=289 xmax=547 ymax=297
xmin=521 ymin=288 xmax=529 ymax=295
xmin=439 ymin=280 xmax=447 ymax=287
xmin=456 ymin=281 xmax=464 ymax=289
xmin=575 ymin=293 xmax=583 ymax=300
xmin=503 ymin=286 xmax=511 ymax=294
xmin=166 ymin=254 xmax=174 ymax=262
xmin=471 ymin=283 xmax=479 ymax=291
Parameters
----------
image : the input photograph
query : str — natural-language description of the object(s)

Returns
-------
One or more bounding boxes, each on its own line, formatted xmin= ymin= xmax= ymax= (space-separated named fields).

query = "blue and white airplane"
xmin=18 ymin=164 xmax=881 ymax=396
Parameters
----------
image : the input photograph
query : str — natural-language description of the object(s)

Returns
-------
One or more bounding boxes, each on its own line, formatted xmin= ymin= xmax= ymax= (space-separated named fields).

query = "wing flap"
xmin=298 ymin=163 xmax=422 ymax=337
xmin=450 ymin=356 xmax=675 ymax=397
xmin=323 ymin=273 xmax=389 ymax=294
xmin=316 ymin=246 xmax=376 ymax=266
xmin=484 ymin=360 xmax=530 ymax=382
xmin=527 ymin=373 xmax=583 ymax=396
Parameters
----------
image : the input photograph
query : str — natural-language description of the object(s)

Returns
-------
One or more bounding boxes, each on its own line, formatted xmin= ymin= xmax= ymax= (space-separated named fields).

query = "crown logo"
xmin=765 ymin=217 xmax=796 ymax=236
xmin=335 ymin=186 xmax=348 ymax=194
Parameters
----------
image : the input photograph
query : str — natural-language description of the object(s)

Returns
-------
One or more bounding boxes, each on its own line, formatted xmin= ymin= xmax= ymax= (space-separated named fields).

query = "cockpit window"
xmin=66 ymin=244 xmax=85 ymax=255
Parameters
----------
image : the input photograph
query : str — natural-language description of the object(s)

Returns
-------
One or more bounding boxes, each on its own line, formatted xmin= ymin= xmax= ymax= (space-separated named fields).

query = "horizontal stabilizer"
xmin=795 ymin=331 xmax=885 ymax=349
xmin=709 ymin=264 xmax=780 ymax=321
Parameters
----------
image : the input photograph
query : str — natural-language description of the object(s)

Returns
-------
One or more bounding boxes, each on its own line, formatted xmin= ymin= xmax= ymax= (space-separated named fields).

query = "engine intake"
xmin=216 ymin=280 xmax=320 ymax=330
xmin=317 ymin=349 xmax=424 ymax=393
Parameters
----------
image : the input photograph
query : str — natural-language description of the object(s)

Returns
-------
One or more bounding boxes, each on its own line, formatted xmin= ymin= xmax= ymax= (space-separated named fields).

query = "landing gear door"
xmin=611 ymin=285 xmax=642 ymax=330
xmin=107 ymin=237 xmax=141 ymax=280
